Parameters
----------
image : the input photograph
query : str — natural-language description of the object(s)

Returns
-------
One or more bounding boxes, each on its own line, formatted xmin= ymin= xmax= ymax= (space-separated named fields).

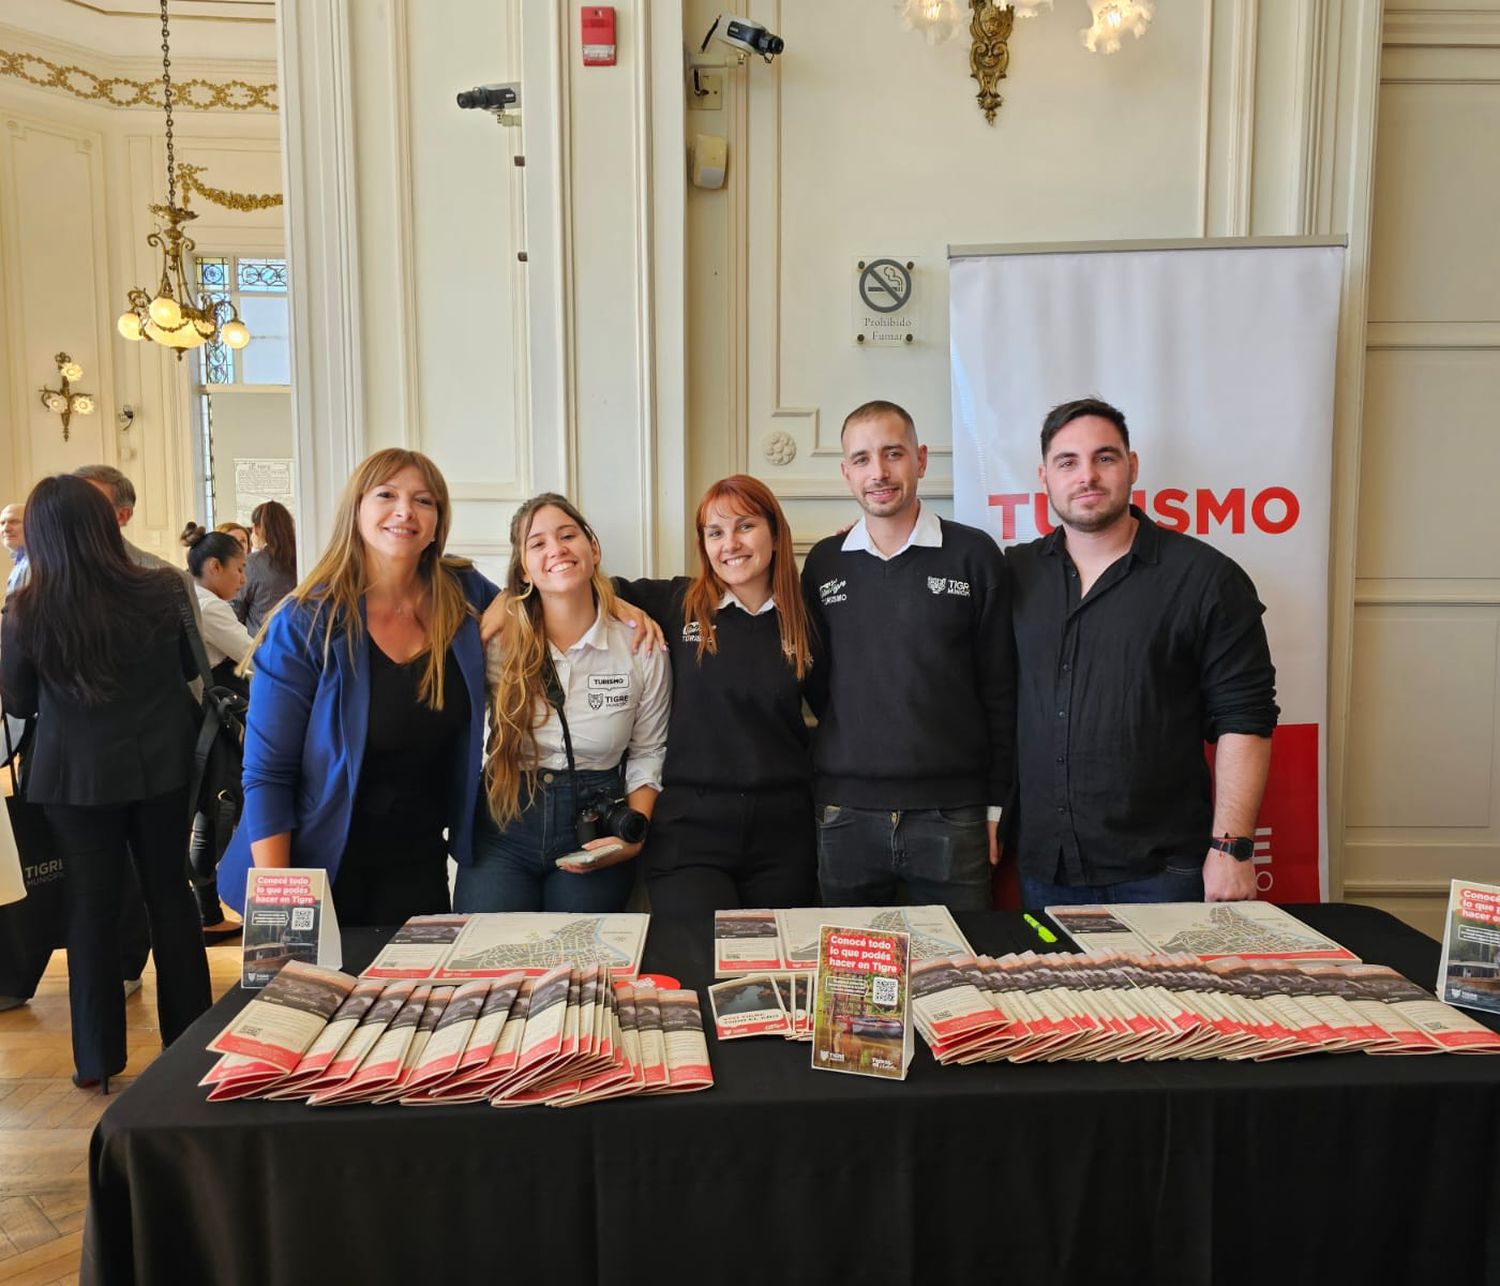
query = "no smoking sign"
xmin=853 ymin=257 xmax=918 ymax=347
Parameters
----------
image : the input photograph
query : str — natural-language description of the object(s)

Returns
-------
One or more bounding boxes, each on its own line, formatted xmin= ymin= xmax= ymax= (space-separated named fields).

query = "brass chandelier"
xmin=116 ymin=0 xmax=250 ymax=359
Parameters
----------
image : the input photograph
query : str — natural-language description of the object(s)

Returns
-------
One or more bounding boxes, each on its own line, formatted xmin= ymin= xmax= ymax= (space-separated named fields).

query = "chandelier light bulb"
xmin=896 ymin=0 xmax=962 ymax=45
xmin=220 ymin=319 xmax=251 ymax=349
xmin=149 ymin=294 xmax=182 ymax=328
xmin=117 ymin=311 xmax=143 ymax=341
xmin=1082 ymin=0 xmax=1153 ymax=54
xmin=70 ymin=395 xmax=96 ymax=416
xmin=144 ymin=319 xmax=208 ymax=350
xmin=60 ymin=360 xmax=84 ymax=381
xmin=43 ymin=392 xmax=67 ymax=413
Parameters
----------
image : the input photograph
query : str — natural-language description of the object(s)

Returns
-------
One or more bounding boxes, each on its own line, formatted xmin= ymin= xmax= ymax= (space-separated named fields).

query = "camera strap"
xmin=539 ymin=651 xmax=628 ymax=800
xmin=540 ymin=652 xmax=582 ymax=802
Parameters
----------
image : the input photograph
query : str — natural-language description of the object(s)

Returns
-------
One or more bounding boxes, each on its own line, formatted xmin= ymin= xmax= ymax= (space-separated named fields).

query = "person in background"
xmin=455 ymin=494 xmax=670 ymax=915
xmin=71 ymin=464 xmax=185 ymax=991
xmin=216 ymin=451 xmax=498 ymax=928
xmin=216 ymin=522 xmax=252 ymax=558
xmin=611 ymin=476 xmax=818 ymax=920
xmin=0 ymin=476 xmax=210 ymax=1093
xmin=233 ymin=500 xmax=297 ymax=635
xmin=181 ymin=524 xmax=253 ymax=944
xmin=2 ymin=503 xmax=25 ymax=597
xmin=181 ymin=524 xmax=252 ymax=693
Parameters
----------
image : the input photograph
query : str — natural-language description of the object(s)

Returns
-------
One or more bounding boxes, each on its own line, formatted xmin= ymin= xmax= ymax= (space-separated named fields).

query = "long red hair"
xmin=682 ymin=475 xmax=811 ymax=680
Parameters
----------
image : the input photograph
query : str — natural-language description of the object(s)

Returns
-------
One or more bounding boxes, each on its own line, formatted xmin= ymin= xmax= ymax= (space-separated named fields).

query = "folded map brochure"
xmin=361 ymin=912 xmax=650 ymax=982
xmin=201 ymin=959 xmax=712 ymax=1106
xmin=706 ymin=974 xmax=812 ymax=1042
xmin=714 ymin=905 xmax=972 ymax=978
xmin=1436 ymin=879 xmax=1500 ymax=1017
xmin=908 ymin=950 xmax=1500 ymax=1064
xmin=1046 ymin=901 xmax=1360 ymax=962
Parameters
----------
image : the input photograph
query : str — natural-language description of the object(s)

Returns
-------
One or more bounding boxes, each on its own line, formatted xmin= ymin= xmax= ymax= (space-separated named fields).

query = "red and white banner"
xmin=949 ymin=241 xmax=1344 ymax=900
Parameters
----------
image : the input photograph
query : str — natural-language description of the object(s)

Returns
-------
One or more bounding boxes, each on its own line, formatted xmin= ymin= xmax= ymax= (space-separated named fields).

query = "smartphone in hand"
xmin=554 ymin=842 xmax=625 ymax=870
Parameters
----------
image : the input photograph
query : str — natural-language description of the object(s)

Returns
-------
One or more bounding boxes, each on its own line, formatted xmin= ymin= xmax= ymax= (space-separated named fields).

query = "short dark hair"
xmin=1040 ymin=398 xmax=1130 ymax=459
xmin=73 ymin=463 xmax=136 ymax=510
xmin=841 ymin=399 xmax=917 ymax=446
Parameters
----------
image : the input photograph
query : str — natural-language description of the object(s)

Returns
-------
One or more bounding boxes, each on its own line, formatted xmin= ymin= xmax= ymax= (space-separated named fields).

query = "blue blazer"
xmin=218 ymin=566 xmax=498 ymax=913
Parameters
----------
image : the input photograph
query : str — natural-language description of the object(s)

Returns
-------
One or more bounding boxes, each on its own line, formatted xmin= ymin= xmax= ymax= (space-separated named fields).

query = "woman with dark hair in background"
xmin=216 ymin=521 xmax=252 ymax=558
xmin=0 ymin=476 xmax=211 ymax=1092
xmin=181 ymin=523 xmax=253 ymax=943
xmin=612 ymin=475 xmax=819 ymax=920
xmin=216 ymin=450 xmax=498 ymax=927
xmin=233 ymin=499 xmax=297 ymax=634
xmin=182 ymin=523 xmax=252 ymax=694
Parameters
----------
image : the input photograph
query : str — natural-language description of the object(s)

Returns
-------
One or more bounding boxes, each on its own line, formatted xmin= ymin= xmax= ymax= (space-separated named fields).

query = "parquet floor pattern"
xmin=0 ymin=944 xmax=241 ymax=1285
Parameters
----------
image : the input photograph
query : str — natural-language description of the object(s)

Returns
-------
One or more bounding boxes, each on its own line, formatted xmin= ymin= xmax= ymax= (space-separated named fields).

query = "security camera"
xmin=456 ymin=83 xmax=520 ymax=121
xmin=701 ymin=14 xmax=785 ymax=63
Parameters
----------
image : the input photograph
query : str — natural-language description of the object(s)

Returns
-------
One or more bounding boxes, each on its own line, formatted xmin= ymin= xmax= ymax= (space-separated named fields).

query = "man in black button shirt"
xmin=1007 ymin=398 xmax=1278 ymax=907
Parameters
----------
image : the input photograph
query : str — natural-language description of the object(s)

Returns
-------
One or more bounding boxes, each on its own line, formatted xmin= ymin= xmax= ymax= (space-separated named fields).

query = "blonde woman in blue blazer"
xmin=217 ymin=450 xmax=498 ymax=926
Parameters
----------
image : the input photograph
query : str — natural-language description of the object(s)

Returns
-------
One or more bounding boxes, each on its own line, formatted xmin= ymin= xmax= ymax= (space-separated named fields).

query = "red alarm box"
xmin=582 ymin=7 xmax=616 ymax=67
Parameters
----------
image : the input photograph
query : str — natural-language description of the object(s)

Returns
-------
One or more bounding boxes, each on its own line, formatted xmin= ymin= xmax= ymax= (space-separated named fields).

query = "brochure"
xmin=362 ymin=912 xmax=649 ymax=981
xmin=810 ymin=925 xmax=913 ymax=1081
xmin=1436 ymin=879 xmax=1500 ymax=1017
xmin=241 ymin=868 xmax=342 ymax=989
xmin=1046 ymin=901 xmax=1358 ymax=962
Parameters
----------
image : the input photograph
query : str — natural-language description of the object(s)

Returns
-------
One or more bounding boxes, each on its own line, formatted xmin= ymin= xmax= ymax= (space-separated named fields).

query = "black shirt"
xmin=615 ymin=577 xmax=812 ymax=792
xmin=800 ymin=518 xmax=1016 ymax=810
xmin=342 ymin=641 xmax=470 ymax=866
xmin=1007 ymin=507 xmax=1278 ymax=885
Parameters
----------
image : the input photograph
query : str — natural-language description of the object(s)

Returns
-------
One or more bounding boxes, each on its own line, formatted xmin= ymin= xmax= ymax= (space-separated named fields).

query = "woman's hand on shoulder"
xmin=479 ymin=590 xmax=511 ymax=646
xmin=555 ymin=836 xmax=641 ymax=875
xmin=612 ymin=599 xmax=664 ymax=655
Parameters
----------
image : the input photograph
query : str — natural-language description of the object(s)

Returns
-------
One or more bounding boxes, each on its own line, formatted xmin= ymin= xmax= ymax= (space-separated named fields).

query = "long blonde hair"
xmin=245 ymin=449 xmax=474 ymax=709
xmin=487 ymin=493 xmax=617 ymax=826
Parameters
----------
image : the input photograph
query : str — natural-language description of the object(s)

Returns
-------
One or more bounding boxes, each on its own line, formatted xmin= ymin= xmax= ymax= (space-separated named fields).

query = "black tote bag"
xmin=0 ymin=712 xmax=65 ymax=1001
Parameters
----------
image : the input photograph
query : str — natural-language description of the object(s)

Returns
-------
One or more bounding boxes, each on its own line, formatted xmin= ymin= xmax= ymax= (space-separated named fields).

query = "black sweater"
xmin=800 ymin=518 xmax=1016 ymax=810
xmin=614 ymin=577 xmax=812 ymax=792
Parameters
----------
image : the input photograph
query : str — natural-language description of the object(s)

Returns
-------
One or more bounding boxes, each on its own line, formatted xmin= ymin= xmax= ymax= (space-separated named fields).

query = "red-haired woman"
xmin=613 ymin=475 xmax=819 ymax=920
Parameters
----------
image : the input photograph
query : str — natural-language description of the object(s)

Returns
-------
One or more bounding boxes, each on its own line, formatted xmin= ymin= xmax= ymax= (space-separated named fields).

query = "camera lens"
xmin=759 ymin=34 xmax=785 ymax=55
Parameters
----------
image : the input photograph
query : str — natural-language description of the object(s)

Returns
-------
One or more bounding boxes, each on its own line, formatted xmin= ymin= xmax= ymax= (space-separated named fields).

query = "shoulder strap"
xmin=175 ymin=576 xmax=217 ymax=692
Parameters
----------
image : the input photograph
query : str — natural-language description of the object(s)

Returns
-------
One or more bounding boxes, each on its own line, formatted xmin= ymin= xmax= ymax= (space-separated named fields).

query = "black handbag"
xmin=0 ymin=711 xmax=65 ymax=1002
xmin=173 ymin=585 xmax=248 ymax=902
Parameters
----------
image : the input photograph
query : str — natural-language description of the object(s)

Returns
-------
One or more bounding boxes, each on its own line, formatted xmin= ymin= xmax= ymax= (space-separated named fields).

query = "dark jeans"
xmin=1020 ymin=864 xmax=1206 ymax=909
xmin=645 ymin=784 xmax=817 ymax=925
xmin=453 ymin=768 xmax=635 ymax=914
xmin=44 ymin=787 xmax=211 ymax=1079
xmin=815 ymin=803 xmax=991 ymax=912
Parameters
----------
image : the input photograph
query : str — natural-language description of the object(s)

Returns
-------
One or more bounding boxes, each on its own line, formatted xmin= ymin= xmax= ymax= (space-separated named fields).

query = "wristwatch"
xmin=1210 ymin=834 xmax=1255 ymax=862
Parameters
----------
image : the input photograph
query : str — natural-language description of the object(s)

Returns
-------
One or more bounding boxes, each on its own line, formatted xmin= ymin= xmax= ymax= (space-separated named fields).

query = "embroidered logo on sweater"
xmin=819 ymin=577 xmax=847 ymax=605
xmin=928 ymin=577 xmax=970 ymax=597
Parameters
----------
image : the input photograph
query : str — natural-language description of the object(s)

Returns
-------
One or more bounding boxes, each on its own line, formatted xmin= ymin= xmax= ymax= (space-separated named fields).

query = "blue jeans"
xmin=453 ymin=768 xmax=636 ymax=913
xmin=1020 ymin=864 xmax=1205 ymax=910
xmin=815 ymin=803 xmax=991 ymax=912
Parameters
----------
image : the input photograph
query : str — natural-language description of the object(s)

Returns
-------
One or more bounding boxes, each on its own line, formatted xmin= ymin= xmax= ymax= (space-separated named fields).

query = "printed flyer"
xmin=811 ymin=925 xmax=912 ymax=1081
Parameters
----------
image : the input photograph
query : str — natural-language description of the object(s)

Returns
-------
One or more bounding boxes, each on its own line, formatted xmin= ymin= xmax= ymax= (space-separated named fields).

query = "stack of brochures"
xmin=910 ymin=951 xmax=1500 ymax=1062
xmin=706 ymin=974 xmax=812 ymax=1042
xmin=713 ymin=905 xmax=973 ymax=977
xmin=200 ymin=959 xmax=713 ymax=1105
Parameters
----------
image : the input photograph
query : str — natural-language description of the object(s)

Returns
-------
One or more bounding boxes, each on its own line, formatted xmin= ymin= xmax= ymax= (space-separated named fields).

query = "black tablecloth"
xmin=81 ymin=905 xmax=1500 ymax=1286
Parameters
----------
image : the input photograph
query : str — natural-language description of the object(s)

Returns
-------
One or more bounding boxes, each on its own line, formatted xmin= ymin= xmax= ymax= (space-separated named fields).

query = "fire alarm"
xmin=582 ymin=7 xmax=616 ymax=67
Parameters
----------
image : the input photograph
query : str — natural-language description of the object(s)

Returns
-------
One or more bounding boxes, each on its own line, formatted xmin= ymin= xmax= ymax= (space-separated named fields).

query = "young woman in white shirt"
xmin=179 ymin=523 xmax=253 ymax=940
xmin=454 ymin=494 xmax=671 ymax=913
xmin=180 ymin=524 xmax=252 ymax=695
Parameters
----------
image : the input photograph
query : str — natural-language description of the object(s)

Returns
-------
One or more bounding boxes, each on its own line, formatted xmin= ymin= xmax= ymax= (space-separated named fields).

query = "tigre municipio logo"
xmin=928 ymin=577 xmax=970 ymax=598
xmin=819 ymin=577 xmax=847 ymax=606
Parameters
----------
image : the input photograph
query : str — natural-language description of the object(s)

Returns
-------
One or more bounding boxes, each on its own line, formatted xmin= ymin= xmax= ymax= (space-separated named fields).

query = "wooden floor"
xmin=0 ymin=943 xmax=241 ymax=1285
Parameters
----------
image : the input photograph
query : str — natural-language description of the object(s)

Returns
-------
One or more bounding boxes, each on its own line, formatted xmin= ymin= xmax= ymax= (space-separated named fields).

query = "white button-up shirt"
xmin=840 ymin=501 xmax=944 ymax=561
xmin=717 ymin=589 xmax=777 ymax=616
xmin=194 ymin=583 xmax=254 ymax=669
xmin=485 ymin=610 xmax=671 ymax=794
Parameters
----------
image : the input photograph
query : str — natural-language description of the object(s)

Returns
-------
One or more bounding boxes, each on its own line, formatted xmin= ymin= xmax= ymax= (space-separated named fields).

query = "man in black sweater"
xmin=801 ymin=400 xmax=1016 ymax=911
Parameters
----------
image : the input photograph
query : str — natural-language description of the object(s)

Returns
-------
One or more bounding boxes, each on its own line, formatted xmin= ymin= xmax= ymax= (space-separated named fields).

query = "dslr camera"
xmin=576 ymin=790 xmax=649 ymax=846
